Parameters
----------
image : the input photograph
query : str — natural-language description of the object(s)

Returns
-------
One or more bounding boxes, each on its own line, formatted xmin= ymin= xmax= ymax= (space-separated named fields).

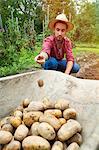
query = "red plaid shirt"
xmin=41 ymin=35 xmax=74 ymax=62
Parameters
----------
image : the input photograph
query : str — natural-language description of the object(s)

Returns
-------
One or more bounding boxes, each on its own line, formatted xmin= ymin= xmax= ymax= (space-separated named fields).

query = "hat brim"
xmin=48 ymin=19 xmax=74 ymax=32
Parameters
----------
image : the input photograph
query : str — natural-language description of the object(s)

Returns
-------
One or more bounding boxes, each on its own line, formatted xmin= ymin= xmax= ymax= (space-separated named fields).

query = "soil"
xmin=23 ymin=53 xmax=99 ymax=80
xmin=75 ymin=53 xmax=99 ymax=80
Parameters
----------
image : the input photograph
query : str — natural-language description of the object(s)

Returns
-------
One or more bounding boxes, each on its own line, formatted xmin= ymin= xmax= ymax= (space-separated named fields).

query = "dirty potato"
xmin=27 ymin=101 xmax=44 ymax=111
xmin=59 ymin=118 xmax=66 ymax=126
xmin=63 ymin=108 xmax=77 ymax=120
xmin=3 ymin=140 xmax=21 ymax=150
xmin=14 ymin=124 xmax=29 ymax=141
xmin=51 ymin=141 xmax=63 ymax=150
xmin=39 ymin=114 xmax=61 ymax=131
xmin=42 ymin=97 xmax=55 ymax=109
xmin=0 ymin=117 xmax=11 ymax=127
xmin=57 ymin=119 xmax=82 ymax=141
xmin=2 ymin=123 xmax=14 ymax=133
xmin=16 ymin=105 xmax=23 ymax=112
xmin=30 ymin=122 xmax=40 ymax=136
xmin=14 ymin=110 xmax=23 ymax=118
xmin=0 ymin=130 xmax=13 ymax=144
xmin=22 ymin=98 xmax=30 ymax=108
xmin=44 ymin=109 xmax=62 ymax=118
xmin=10 ymin=116 xmax=22 ymax=128
xmin=55 ymin=99 xmax=69 ymax=110
xmin=23 ymin=111 xmax=43 ymax=127
xmin=38 ymin=79 xmax=44 ymax=87
xmin=66 ymin=142 xmax=80 ymax=150
xmin=67 ymin=133 xmax=83 ymax=145
xmin=38 ymin=122 xmax=56 ymax=140
xmin=22 ymin=136 xmax=51 ymax=150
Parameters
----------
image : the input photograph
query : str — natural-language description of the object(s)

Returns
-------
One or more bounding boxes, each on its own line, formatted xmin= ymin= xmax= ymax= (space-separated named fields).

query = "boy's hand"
xmin=35 ymin=55 xmax=45 ymax=64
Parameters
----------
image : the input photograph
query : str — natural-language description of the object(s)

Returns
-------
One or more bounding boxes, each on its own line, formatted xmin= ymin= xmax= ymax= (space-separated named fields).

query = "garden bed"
xmin=76 ymin=53 xmax=99 ymax=80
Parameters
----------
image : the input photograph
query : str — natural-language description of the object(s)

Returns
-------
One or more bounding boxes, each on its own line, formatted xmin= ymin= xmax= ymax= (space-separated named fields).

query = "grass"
xmin=75 ymin=42 xmax=99 ymax=48
xmin=73 ymin=42 xmax=99 ymax=56
xmin=73 ymin=47 xmax=99 ymax=57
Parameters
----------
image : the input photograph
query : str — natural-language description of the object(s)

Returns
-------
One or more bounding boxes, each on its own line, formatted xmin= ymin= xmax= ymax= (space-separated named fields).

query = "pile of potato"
xmin=0 ymin=98 xmax=83 ymax=150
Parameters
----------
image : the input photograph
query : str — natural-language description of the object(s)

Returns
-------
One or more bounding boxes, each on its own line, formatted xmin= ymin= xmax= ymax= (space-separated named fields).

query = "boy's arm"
xmin=35 ymin=36 xmax=52 ymax=64
xmin=65 ymin=61 xmax=73 ymax=74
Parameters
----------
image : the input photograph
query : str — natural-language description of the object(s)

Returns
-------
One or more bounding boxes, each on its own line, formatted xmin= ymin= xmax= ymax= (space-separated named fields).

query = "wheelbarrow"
xmin=0 ymin=70 xmax=99 ymax=150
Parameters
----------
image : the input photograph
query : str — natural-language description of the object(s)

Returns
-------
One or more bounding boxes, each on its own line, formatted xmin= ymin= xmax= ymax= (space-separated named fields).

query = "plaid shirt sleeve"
xmin=41 ymin=37 xmax=52 ymax=57
xmin=65 ymin=39 xmax=74 ymax=63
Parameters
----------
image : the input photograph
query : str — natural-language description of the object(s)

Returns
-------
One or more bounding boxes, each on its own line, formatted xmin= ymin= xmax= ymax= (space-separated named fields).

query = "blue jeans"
xmin=42 ymin=57 xmax=80 ymax=73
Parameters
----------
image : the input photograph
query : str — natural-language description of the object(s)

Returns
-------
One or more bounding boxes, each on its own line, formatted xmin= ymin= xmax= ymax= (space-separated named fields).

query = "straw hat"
xmin=48 ymin=13 xmax=74 ymax=32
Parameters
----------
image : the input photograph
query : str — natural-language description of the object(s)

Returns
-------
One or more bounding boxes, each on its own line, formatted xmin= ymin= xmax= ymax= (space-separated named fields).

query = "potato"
xmin=59 ymin=118 xmax=66 ymax=126
xmin=30 ymin=122 xmax=40 ymax=136
xmin=0 ymin=130 xmax=13 ymax=144
xmin=44 ymin=109 xmax=62 ymax=118
xmin=23 ymin=111 xmax=43 ymax=127
xmin=22 ymin=136 xmax=51 ymax=150
xmin=0 ymin=117 xmax=11 ymax=127
xmin=3 ymin=140 xmax=21 ymax=150
xmin=16 ymin=105 xmax=23 ymax=112
xmin=51 ymin=141 xmax=63 ymax=150
xmin=22 ymin=98 xmax=30 ymax=108
xmin=14 ymin=124 xmax=29 ymax=141
xmin=38 ymin=122 xmax=56 ymax=140
xmin=63 ymin=108 xmax=77 ymax=120
xmin=57 ymin=119 xmax=82 ymax=141
xmin=38 ymin=79 xmax=44 ymax=87
xmin=67 ymin=142 xmax=80 ymax=150
xmin=67 ymin=133 xmax=83 ymax=145
xmin=10 ymin=116 xmax=22 ymax=128
xmin=27 ymin=101 xmax=44 ymax=111
xmin=55 ymin=99 xmax=69 ymax=110
xmin=39 ymin=114 xmax=61 ymax=131
xmin=14 ymin=110 xmax=23 ymax=118
xmin=42 ymin=97 xmax=55 ymax=109
xmin=2 ymin=123 xmax=14 ymax=133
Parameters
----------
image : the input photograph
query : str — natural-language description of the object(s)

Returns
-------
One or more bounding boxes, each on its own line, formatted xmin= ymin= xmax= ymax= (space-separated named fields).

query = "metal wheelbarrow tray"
xmin=0 ymin=70 xmax=99 ymax=150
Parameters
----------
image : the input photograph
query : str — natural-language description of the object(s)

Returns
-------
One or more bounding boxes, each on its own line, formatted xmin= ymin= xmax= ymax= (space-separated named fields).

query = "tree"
xmin=42 ymin=0 xmax=76 ymax=20
xmin=34 ymin=5 xmax=45 ymax=34
xmin=73 ymin=1 xmax=96 ymax=42
xmin=0 ymin=0 xmax=41 ymax=29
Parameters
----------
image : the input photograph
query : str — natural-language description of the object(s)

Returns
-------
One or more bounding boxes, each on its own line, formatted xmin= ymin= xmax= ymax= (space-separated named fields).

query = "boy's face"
xmin=54 ymin=22 xmax=67 ymax=41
